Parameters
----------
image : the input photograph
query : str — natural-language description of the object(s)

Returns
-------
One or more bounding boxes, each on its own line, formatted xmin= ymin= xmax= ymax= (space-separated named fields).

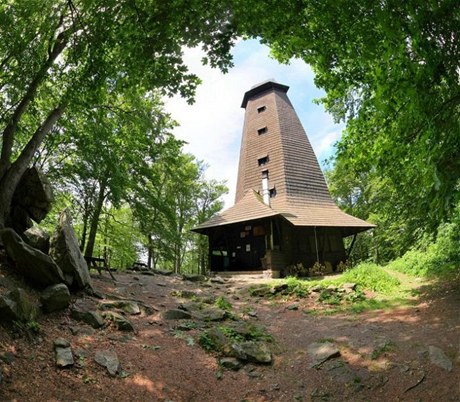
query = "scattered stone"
xmin=99 ymin=300 xmax=140 ymax=315
xmin=182 ymin=273 xmax=205 ymax=282
xmin=220 ymin=357 xmax=242 ymax=371
xmin=154 ymin=269 xmax=173 ymax=276
xmin=53 ymin=338 xmax=70 ymax=348
xmin=205 ymin=327 xmax=234 ymax=356
xmin=162 ymin=309 xmax=192 ymax=320
xmin=0 ymin=228 xmax=65 ymax=288
xmin=69 ymin=326 xmax=95 ymax=336
xmin=86 ymin=288 xmax=105 ymax=299
xmin=232 ymin=342 xmax=272 ymax=364
xmin=193 ymin=306 xmax=227 ymax=322
xmin=210 ymin=276 xmax=226 ymax=284
xmin=287 ymin=303 xmax=299 ymax=311
xmin=41 ymin=283 xmax=71 ymax=313
xmin=102 ymin=311 xmax=135 ymax=331
xmin=70 ymin=308 xmax=105 ymax=328
xmin=250 ymin=287 xmax=271 ymax=297
xmin=272 ymin=283 xmax=289 ymax=294
xmin=311 ymin=285 xmax=322 ymax=292
xmin=248 ymin=310 xmax=258 ymax=317
xmin=49 ymin=209 xmax=92 ymax=290
xmin=54 ymin=338 xmax=74 ymax=368
xmin=94 ymin=350 xmax=120 ymax=376
xmin=245 ymin=366 xmax=262 ymax=378
xmin=307 ymin=342 xmax=341 ymax=368
xmin=341 ymin=283 xmax=357 ymax=293
xmin=178 ymin=302 xmax=202 ymax=313
xmin=23 ymin=226 xmax=50 ymax=254
xmin=428 ymin=346 xmax=452 ymax=372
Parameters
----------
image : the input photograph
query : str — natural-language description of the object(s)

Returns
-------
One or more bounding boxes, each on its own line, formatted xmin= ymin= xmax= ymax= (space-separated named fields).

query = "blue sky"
xmin=164 ymin=39 xmax=344 ymax=207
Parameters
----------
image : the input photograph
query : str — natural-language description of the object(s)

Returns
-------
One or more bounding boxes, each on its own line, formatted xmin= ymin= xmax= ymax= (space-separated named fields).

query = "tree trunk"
xmin=147 ymin=234 xmax=153 ymax=269
xmin=0 ymin=105 xmax=66 ymax=228
xmin=84 ymin=179 xmax=107 ymax=258
xmin=0 ymin=24 xmax=71 ymax=181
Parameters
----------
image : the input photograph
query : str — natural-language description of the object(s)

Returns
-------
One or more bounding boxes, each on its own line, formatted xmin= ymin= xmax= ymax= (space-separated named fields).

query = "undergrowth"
xmin=338 ymin=263 xmax=400 ymax=294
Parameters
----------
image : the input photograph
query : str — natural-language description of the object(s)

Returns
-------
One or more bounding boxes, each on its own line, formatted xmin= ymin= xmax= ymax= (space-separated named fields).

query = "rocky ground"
xmin=0 ymin=268 xmax=459 ymax=402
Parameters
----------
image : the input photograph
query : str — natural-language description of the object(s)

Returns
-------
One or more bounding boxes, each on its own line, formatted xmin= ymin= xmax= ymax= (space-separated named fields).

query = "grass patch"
xmin=338 ymin=263 xmax=400 ymax=294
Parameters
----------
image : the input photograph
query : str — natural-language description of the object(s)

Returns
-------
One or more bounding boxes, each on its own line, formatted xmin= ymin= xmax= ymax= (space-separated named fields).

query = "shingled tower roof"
xmin=193 ymin=81 xmax=374 ymax=234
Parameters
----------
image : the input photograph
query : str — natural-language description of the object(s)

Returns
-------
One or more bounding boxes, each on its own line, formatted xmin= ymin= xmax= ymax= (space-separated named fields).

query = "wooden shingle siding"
xmin=193 ymin=81 xmax=374 ymax=235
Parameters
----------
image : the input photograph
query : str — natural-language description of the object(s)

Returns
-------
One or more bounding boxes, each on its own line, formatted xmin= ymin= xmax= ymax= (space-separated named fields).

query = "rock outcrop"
xmin=23 ymin=226 xmax=50 ymax=254
xmin=41 ymin=284 xmax=71 ymax=313
xmin=9 ymin=167 xmax=54 ymax=232
xmin=0 ymin=228 xmax=65 ymax=288
xmin=0 ymin=288 xmax=38 ymax=322
xmin=49 ymin=210 xmax=92 ymax=290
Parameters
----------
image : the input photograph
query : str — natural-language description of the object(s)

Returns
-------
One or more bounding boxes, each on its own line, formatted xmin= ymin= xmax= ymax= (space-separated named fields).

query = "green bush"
xmin=340 ymin=263 xmax=400 ymax=294
xmin=387 ymin=202 xmax=460 ymax=278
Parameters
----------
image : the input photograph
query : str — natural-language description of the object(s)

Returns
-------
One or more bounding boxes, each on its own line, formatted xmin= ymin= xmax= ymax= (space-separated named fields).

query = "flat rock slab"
xmin=71 ymin=308 xmax=105 ymax=328
xmin=429 ymin=346 xmax=452 ymax=371
xmin=162 ymin=309 xmax=192 ymax=320
xmin=232 ymin=341 xmax=272 ymax=364
xmin=55 ymin=347 xmax=74 ymax=368
xmin=307 ymin=342 xmax=341 ymax=368
xmin=100 ymin=300 xmax=140 ymax=315
xmin=95 ymin=350 xmax=120 ymax=376
xmin=102 ymin=311 xmax=135 ymax=331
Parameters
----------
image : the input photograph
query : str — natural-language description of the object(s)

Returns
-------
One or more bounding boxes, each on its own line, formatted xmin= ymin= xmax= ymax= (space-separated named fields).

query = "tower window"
xmin=269 ymin=187 xmax=277 ymax=197
xmin=257 ymin=106 xmax=266 ymax=113
xmin=262 ymin=169 xmax=269 ymax=178
xmin=258 ymin=157 xmax=269 ymax=166
xmin=257 ymin=126 xmax=268 ymax=135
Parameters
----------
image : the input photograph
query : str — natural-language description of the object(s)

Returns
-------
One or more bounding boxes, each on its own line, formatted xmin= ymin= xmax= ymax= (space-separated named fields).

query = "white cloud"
xmin=164 ymin=40 xmax=343 ymax=208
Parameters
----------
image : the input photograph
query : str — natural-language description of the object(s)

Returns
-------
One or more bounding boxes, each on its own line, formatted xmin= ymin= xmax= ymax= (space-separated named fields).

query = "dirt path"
xmin=1 ymin=271 xmax=459 ymax=401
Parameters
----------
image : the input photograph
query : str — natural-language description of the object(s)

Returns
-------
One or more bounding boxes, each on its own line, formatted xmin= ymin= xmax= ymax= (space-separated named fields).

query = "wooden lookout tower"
xmin=192 ymin=81 xmax=374 ymax=276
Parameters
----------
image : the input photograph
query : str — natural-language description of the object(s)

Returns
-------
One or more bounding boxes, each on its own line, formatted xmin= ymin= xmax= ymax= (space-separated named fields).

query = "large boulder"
xmin=41 ymin=283 xmax=71 ymax=313
xmin=23 ymin=226 xmax=50 ymax=254
xmin=0 ymin=228 xmax=65 ymax=288
xmin=12 ymin=167 xmax=54 ymax=224
xmin=49 ymin=210 xmax=92 ymax=290
xmin=0 ymin=288 xmax=38 ymax=322
xmin=8 ymin=205 xmax=33 ymax=233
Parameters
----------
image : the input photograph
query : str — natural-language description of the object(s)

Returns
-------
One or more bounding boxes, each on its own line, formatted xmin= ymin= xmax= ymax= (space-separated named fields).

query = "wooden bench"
xmin=84 ymin=256 xmax=116 ymax=280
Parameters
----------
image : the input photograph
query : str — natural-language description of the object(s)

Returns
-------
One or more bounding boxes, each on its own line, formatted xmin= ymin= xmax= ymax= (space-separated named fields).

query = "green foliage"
xmin=340 ymin=263 xmax=400 ymax=294
xmin=388 ymin=203 xmax=460 ymax=277
xmin=198 ymin=331 xmax=216 ymax=351
xmin=214 ymin=296 xmax=232 ymax=311
xmin=284 ymin=276 xmax=310 ymax=297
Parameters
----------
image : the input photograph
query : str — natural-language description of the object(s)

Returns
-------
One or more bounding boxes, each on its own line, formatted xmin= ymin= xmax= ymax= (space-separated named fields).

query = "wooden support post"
xmin=346 ymin=233 xmax=358 ymax=259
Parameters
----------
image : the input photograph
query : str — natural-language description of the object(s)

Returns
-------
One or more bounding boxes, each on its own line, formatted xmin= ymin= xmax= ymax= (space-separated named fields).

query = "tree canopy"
xmin=0 ymin=0 xmax=238 ymax=227
xmin=237 ymin=0 xmax=459 ymax=250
